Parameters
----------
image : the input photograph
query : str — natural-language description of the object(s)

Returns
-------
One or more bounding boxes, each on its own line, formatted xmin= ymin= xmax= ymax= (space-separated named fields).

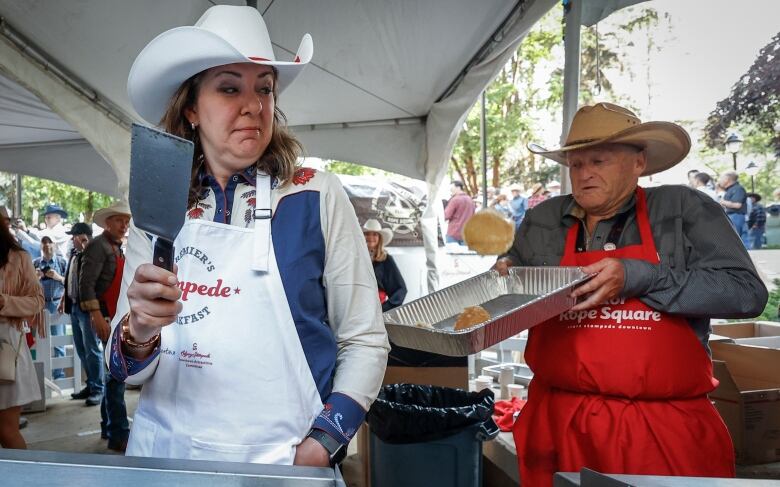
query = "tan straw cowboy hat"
xmin=362 ymin=219 xmax=393 ymax=246
xmin=93 ymin=201 xmax=131 ymax=229
xmin=528 ymin=102 xmax=691 ymax=176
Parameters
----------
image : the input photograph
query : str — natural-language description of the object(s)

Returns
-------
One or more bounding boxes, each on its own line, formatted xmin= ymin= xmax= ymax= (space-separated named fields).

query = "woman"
xmin=526 ymin=182 xmax=547 ymax=209
xmin=490 ymin=194 xmax=513 ymax=220
xmin=363 ymin=219 xmax=406 ymax=312
xmin=0 ymin=209 xmax=45 ymax=449
xmin=108 ymin=5 xmax=389 ymax=466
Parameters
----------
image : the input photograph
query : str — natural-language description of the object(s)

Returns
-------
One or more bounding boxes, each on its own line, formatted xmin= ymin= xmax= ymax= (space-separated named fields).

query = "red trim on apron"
xmin=99 ymin=247 xmax=125 ymax=320
xmin=512 ymin=188 xmax=734 ymax=485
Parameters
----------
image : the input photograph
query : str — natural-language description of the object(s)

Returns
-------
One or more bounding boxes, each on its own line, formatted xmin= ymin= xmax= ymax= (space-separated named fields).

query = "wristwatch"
xmin=306 ymin=429 xmax=347 ymax=466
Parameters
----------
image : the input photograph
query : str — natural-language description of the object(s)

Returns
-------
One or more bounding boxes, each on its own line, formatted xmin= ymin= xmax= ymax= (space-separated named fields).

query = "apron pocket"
xmin=190 ymin=437 xmax=295 ymax=464
xmin=127 ymin=414 xmax=158 ymax=457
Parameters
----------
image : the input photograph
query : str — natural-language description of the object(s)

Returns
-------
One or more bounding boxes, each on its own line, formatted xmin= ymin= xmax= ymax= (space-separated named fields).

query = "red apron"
xmin=98 ymin=249 xmax=125 ymax=320
xmin=513 ymin=187 xmax=734 ymax=486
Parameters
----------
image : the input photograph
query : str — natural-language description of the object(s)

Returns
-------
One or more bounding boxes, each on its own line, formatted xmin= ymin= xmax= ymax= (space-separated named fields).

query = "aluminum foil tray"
xmin=384 ymin=267 xmax=589 ymax=356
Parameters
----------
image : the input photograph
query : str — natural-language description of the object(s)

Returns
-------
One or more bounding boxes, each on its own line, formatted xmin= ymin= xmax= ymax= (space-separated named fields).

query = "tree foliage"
xmin=704 ymin=33 xmax=780 ymax=154
xmin=0 ymin=173 xmax=114 ymax=225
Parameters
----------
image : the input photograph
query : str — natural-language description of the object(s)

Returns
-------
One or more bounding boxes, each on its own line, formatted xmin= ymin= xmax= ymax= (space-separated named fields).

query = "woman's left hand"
xmin=293 ymin=437 xmax=330 ymax=467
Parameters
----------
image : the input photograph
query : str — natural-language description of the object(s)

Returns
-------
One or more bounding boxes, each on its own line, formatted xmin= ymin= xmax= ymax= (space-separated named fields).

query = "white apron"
xmin=127 ymin=175 xmax=323 ymax=464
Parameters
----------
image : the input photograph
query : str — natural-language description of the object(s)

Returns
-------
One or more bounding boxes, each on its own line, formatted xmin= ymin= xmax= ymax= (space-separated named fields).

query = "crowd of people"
xmin=687 ymin=168 xmax=779 ymax=250
xmin=0 ymin=201 xmax=132 ymax=452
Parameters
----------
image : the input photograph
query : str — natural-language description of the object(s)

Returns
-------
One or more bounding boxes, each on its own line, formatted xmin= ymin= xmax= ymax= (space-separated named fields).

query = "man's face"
xmin=72 ymin=234 xmax=90 ymax=251
xmin=718 ymin=174 xmax=732 ymax=188
xmin=45 ymin=213 xmax=61 ymax=229
xmin=567 ymin=144 xmax=646 ymax=216
xmin=41 ymin=239 xmax=55 ymax=256
xmin=104 ymin=215 xmax=130 ymax=241
xmin=450 ymin=184 xmax=459 ymax=196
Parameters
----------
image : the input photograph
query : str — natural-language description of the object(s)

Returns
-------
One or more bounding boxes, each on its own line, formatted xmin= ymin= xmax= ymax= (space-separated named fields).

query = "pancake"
xmin=462 ymin=209 xmax=515 ymax=255
xmin=453 ymin=305 xmax=491 ymax=331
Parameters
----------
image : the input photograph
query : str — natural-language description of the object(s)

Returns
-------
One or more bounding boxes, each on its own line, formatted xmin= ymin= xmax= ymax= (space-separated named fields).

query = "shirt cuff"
xmin=80 ymin=299 xmax=101 ymax=312
xmin=621 ymin=258 xmax=657 ymax=298
xmin=312 ymin=392 xmax=366 ymax=445
xmin=108 ymin=327 xmax=160 ymax=382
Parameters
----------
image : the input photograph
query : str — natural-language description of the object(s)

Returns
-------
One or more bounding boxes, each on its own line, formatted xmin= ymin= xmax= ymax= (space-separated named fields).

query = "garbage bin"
xmin=366 ymin=384 xmax=499 ymax=487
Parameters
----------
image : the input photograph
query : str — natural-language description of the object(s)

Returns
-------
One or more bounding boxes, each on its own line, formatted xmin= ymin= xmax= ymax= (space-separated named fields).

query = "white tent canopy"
xmin=0 ymin=0 xmax=640 ymax=198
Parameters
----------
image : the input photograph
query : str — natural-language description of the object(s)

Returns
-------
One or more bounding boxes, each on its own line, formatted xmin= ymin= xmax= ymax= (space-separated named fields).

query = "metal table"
xmin=0 ymin=449 xmax=347 ymax=486
xmin=554 ymin=470 xmax=780 ymax=486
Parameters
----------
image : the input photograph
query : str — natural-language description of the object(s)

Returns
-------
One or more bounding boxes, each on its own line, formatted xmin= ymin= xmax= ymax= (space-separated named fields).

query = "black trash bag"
xmin=366 ymin=384 xmax=500 ymax=444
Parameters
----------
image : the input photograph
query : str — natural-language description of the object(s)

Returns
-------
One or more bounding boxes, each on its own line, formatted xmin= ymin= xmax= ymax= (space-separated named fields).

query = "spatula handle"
xmin=153 ymin=239 xmax=174 ymax=271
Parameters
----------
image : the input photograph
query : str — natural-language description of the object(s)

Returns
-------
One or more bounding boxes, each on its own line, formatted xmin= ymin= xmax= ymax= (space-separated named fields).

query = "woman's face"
xmin=364 ymin=232 xmax=380 ymax=251
xmin=187 ymin=63 xmax=275 ymax=173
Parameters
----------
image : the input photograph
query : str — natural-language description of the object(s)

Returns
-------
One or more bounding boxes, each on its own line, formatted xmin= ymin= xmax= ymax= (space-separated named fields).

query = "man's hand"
xmin=570 ymin=258 xmax=625 ymax=311
xmin=293 ymin=437 xmax=331 ymax=467
xmin=90 ymin=311 xmax=111 ymax=342
xmin=46 ymin=269 xmax=64 ymax=283
xmin=492 ymin=257 xmax=514 ymax=277
xmin=56 ymin=299 xmax=65 ymax=315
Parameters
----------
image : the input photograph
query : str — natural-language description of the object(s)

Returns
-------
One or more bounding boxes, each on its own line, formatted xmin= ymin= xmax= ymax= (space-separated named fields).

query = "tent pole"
xmin=14 ymin=173 xmax=21 ymax=218
xmin=480 ymin=90 xmax=488 ymax=208
xmin=560 ymin=0 xmax=582 ymax=195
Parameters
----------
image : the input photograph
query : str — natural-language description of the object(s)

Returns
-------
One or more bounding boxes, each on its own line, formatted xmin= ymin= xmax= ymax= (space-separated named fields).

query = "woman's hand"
xmin=293 ymin=437 xmax=330 ymax=467
xmin=126 ymin=264 xmax=182 ymax=343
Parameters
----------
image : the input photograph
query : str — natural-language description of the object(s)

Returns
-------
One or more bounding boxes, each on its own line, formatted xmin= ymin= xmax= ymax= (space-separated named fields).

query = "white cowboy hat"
xmin=93 ymin=201 xmax=131 ymax=229
xmin=362 ymin=219 xmax=393 ymax=246
xmin=528 ymin=102 xmax=690 ymax=176
xmin=508 ymin=183 xmax=523 ymax=192
xmin=127 ymin=5 xmax=314 ymax=125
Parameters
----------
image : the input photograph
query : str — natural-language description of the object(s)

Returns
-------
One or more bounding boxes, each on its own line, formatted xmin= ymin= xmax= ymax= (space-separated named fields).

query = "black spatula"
xmin=129 ymin=124 xmax=193 ymax=271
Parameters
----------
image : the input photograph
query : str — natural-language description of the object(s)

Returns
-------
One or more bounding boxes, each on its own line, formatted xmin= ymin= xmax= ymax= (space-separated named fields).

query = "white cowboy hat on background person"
xmin=362 ymin=219 xmax=393 ymax=246
xmin=528 ymin=102 xmax=691 ymax=176
xmin=509 ymin=183 xmax=523 ymax=192
xmin=93 ymin=201 xmax=131 ymax=229
xmin=127 ymin=5 xmax=314 ymax=125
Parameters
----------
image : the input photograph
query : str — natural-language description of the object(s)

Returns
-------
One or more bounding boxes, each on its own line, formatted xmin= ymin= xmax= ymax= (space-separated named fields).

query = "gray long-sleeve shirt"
xmin=500 ymin=185 xmax=768 ymax=349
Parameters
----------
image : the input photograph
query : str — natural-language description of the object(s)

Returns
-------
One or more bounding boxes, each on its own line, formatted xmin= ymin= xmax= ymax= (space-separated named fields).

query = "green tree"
xmin=324 ymin=160 xmax=374 ymax=176
xmin=11 ymin=175 xmax=114 ymax=224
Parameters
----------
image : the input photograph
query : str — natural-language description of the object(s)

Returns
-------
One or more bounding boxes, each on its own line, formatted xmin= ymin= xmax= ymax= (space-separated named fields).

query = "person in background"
xmin=686 ymin=169 xmax=699 ymax=188
xmin=32 ymin=236 xmax=67 ymax=381
xmin=0 ymin=207 xmax=44 ymax=450
xmin=80 ymin=201 xmax=131 ymax=452
xmin=497 ymin=102 xmax=767 ymax=485
xmin=363 ymin=219 xmax=406 ymax=312
xmin=746 ymin=193 xmax=766 ymax=250
xmin=444 ymin=181 xmax=475 ymax=245
xmin=547 ymin=180 xmax=562 ymax=197
xmin=491 ymin=193 xmax=513 ymax=220
xmin=509 ymin=183 xmax=528 ymax=230
xmin=527 ymin=182 xmax=547 ymax=209
xmin=692 ymin=172 xmax=718 ymax=201
xmin=39 ymin=204 xmax=70 ymax=257
xmin=58 ymin=223 xmax=103 ymax=406
xmin=718 ymin=171 xmax=748 ymax=246
xmin=11 ymin=218 xmax=40 ymax=260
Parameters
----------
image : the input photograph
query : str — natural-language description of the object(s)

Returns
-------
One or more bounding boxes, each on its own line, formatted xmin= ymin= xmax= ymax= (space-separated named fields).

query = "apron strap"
xmin=251 ymin=173 xmax=273 ymax=272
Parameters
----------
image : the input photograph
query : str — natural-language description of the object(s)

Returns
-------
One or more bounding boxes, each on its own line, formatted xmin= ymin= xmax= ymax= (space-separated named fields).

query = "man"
xmin=39 ymin=204 xmax=71 ymax=257
xmin=692 ymin=171 xmax=718 ymax=200
xmin=686 ymin=168 xmax=700 ymax=188
xmin=12 ymin=217 xmax=41 ymax=259
xmin=496 ymin=103 xmax=767 ymax=484
xmin=443 ymin=181 xmax=474 ymax=245
xmin=59 ymin=222 xmax=104 ymax=406
xmin=33 ymin=236 xmax=68 ymax=380
xmin=746 ymin=193 xmax=766 ymax=250
xmin=80 ymin=202 xmax=131 ymax=452
xmin=508 ymin=183 xmax=528 ymax=230
xmin=718 ymin=171 xmax=748 ymax=243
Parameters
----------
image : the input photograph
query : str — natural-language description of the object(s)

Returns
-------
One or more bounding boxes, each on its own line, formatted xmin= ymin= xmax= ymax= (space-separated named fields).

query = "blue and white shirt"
xmin=107 ymin=167 xmax=390 ymax=447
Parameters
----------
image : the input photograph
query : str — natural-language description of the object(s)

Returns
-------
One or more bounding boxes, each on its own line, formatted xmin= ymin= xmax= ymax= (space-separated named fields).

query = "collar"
xmin=563 ymin=191 xmax=637 ymax=227
xmin=198 ymin=165 xmax=257 ymax=188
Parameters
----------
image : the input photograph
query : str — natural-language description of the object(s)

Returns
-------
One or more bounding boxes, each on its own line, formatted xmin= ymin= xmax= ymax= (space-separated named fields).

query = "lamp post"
xmin=745 ymin=161 xmax=760 ymax=193
xmin=725 ymin=132 xmax=743 ymax=171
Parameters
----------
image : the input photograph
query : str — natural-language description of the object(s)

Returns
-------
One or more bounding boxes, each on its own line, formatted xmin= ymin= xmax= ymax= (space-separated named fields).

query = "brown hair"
xmin=0 ymin=219 xmax=22 ymax=268
xmin=368 ymin=233 xmax=388 ymax=263
xmin=159 ymin=68 xmax=303 ymax=208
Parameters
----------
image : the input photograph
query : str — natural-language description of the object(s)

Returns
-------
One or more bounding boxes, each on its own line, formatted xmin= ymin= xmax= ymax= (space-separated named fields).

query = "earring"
xmin=191 ymin=121 xmax=197 ymax=130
